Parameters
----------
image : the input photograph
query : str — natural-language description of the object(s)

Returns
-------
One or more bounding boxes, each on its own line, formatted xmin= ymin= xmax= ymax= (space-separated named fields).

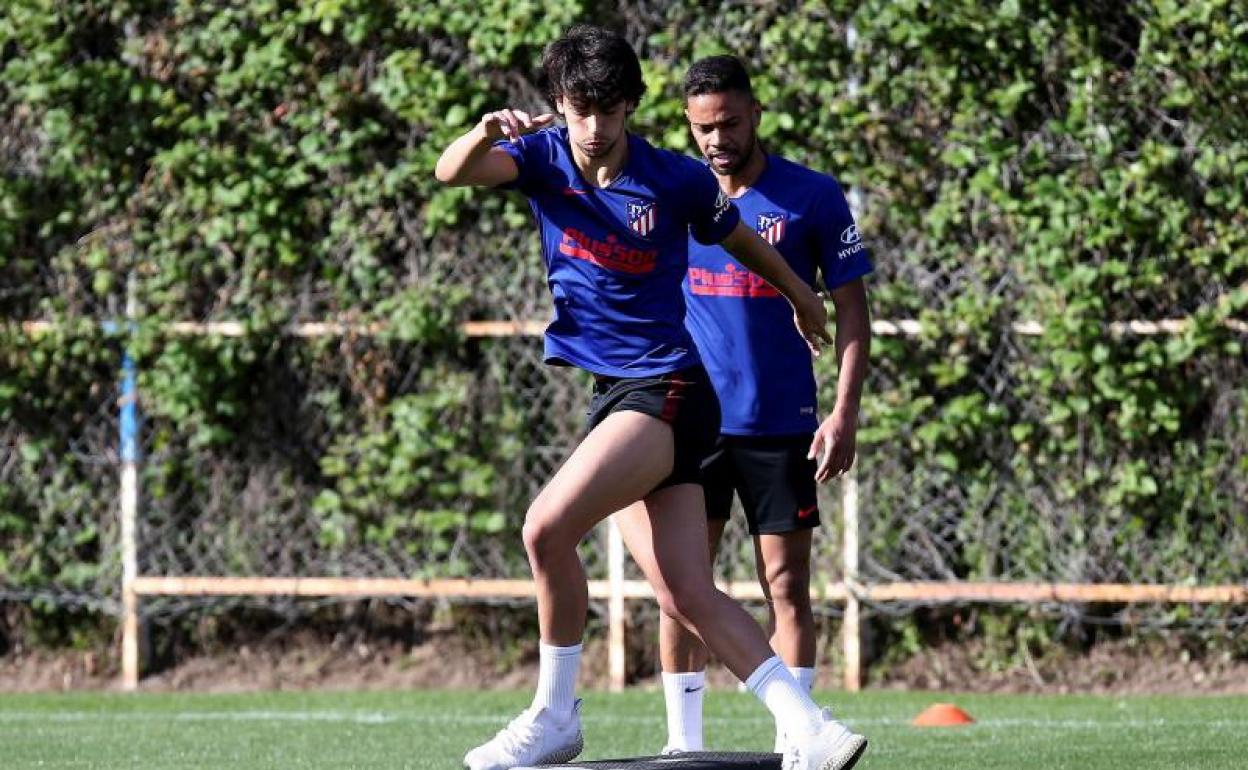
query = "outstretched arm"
xmin=434 ymin=108 xmax=555 ymax=187
xmin=808 ymin=278 xmax=870 ymax=482
xmin=719 ymin=222 xmax=834 ymax=356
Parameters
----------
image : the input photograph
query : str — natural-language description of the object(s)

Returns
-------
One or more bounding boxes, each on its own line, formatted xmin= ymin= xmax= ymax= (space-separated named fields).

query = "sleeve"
xmin=814 ymin=179 xmax=874 ymax=289
xmin=685 ymin=161 xmax=741 ymax=245
xmin=494 ymin=130 xmax=551 ymax=196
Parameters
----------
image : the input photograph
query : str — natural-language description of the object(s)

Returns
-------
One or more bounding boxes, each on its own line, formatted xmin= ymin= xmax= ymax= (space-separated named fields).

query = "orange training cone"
xmin=912 ymin=703 xmax=975 ymax=727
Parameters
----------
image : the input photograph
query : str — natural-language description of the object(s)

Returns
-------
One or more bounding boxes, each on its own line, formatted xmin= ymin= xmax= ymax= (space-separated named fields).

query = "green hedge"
xmin=1 ymin=1 xmax=1244 ymax=612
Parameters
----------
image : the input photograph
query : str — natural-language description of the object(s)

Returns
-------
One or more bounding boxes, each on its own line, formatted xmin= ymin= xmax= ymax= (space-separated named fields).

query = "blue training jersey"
xmin=685 ymin=154 xmax=873 ymax=436
xmin=497 ymin=127 xmax=740 ymax=377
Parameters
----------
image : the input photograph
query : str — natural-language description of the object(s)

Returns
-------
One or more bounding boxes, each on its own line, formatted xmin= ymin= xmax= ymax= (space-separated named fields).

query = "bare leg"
xmin=615 ymin=487 xmax=771 ymax=680
xmin=618 ymin=507 xmax=724 ymax=752
xmin=616 ymin=511 xmax=730 ymax=673
xmin=617 ymin=490 xmax=854 ymax=768
xmin=465 ymin=411 xmax=689 ymax=770
xmin=524 ymin=410 xmax=676 ymax=645
xmin=755 ymin=530 xmax=815 ymax=668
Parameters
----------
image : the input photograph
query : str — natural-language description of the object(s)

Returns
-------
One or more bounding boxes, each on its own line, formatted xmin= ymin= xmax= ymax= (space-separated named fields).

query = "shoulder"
xmin=767 ymin=157 xmax=857 ymax=230
xmin=501 ymin=127 xmax=576 ymax=193
xmin=516 ymin=126 xmax=568 ymax=158
xmin=635 ymin=136 xmax=715 ymax=187
xmin=766 ymin=154 xmax=847 ymax=199
xmin=500 ymin=126 xmax=568 ymax=167
xmin=653 ymin=143 xmax=707 ymax=172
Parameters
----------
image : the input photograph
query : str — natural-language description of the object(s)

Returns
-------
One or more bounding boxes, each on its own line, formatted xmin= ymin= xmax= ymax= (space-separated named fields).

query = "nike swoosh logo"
xmin=798 ymin=505 xmax=817 ymax=519
xmin=561 ymin=187 xmax=590 ymax=196
xmin=684 ymin=685 xmax=704 ymax=693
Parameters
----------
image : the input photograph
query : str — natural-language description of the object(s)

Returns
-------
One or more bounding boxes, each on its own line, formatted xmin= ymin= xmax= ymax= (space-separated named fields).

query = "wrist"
xmin=832 ymin=401 xmax=860 ymax=421
xmin=473 ymin=120 xmax=499 ymax=144
xmin=784 ymin=280 xmax=817 ymax=308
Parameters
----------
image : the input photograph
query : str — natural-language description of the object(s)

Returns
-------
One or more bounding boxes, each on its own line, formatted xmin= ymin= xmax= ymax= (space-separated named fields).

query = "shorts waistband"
xmin=591 ymin=365 xmax=704 ymax=389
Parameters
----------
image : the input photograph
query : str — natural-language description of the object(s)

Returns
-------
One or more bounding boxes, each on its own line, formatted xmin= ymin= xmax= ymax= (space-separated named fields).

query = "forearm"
xmin=831 ymin=283 xmax=871 ymax=415
xmin=434 ymin=124 xmax=495 ymax=186
xmin=720 ymin=223 xmax=813 ymax=303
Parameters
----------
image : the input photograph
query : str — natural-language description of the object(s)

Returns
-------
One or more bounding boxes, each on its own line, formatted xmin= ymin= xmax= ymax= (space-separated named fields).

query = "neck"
xmin=572 ymin=134 xmax=629 ymax=187
xmin=718 ymin=143 xmax=766 ymax=197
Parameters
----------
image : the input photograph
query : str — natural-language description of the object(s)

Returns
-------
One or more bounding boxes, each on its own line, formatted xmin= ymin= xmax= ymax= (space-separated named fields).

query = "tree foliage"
xmin=1 ymin=1 xmax=1244 ymax=616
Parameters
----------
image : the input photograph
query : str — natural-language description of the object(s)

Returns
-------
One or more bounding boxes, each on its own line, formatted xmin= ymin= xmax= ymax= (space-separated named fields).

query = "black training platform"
xmin=517 ymin=752 xmax=781 ymax=770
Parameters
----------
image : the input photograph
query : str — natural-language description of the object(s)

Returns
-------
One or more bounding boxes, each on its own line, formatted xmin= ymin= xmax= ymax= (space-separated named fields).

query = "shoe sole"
xmin=820 ymin=735 xmax=867 ymax=770
xmin=464 ymin=732 xmax=583 ymax=770
xmin=532 ymin=732 xmax=584 ymax=767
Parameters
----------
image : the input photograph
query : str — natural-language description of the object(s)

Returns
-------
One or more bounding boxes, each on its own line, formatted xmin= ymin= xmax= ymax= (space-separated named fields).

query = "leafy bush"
xmin=1 ymin=1 xmax=1243 ymax=647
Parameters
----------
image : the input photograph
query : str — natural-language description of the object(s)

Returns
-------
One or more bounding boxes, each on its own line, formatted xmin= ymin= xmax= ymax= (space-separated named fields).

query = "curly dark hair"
xmin=538 ymin=24 xmax=645 ymax=112
xmin=683 ymin=55 xmax=754 ymax=100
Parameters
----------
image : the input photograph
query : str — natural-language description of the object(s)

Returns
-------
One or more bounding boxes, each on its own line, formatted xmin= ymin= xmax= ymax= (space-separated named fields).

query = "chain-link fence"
xmin=5 ymin=316 xmax=1243 ymax=600
xmin=1 ymin=326 xmax=124 ymax=615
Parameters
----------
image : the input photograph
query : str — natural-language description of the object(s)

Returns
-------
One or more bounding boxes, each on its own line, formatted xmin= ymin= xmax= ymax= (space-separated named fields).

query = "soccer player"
xmin=614 ymin=55 xmax=872 ymax=754
xmin=434 ymin=25 xmax=868 ymax=770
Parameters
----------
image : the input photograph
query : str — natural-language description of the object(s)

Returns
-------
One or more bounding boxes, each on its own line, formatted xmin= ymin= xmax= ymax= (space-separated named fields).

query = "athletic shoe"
xmin=464 ymin=700 xmax=583 ymax=770
xmin=773 ymin=730 xmax=790 ymax=755
xmin=781 ymin=708 xmax=867 ymax=770
xmin=659 ymin=745 xmax=687 ymax=756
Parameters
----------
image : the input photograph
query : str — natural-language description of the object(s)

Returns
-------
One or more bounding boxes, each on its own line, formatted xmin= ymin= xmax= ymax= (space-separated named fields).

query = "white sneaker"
xmin=464 ymin=700 xmax=584 ymax=770
xmin=782 ymin=709 xmax=867 ymax=770
xmin=773 ymin=730 xmax=790 ymax=755
xmin=659 ymin=745 xmax=686 ymax=756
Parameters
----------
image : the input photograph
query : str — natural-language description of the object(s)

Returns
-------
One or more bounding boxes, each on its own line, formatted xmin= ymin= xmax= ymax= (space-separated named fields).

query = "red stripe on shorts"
xmin=660 ymin=377 xmax=689 ymax=422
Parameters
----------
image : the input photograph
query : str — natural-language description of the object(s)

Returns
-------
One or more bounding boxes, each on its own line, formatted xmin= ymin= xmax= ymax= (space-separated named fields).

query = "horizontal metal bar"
xmin=132 ymin=577 xmax=1247 ymax=604
xmin=859 ymin=581 xmax=1248 ymax=604
xmin=15 ymin=317 xmax=1245 ymax=338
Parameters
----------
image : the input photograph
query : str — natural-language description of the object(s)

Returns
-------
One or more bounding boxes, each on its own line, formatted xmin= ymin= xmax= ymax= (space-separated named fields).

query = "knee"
xmin=766 ymin=566 xmax=811 ymax=612
xmin=654 ymin=588 xmax=685 ymax=624
xmin=662 ymin=580 xmax=716 ymax=627
xmin=522 ymin=502 xmax=574 ymax=566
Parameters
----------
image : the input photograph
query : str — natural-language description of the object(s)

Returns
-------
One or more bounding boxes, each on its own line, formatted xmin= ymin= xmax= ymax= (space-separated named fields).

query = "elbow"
xmin=434 ymin=152 xmax=467 ymax=186
xmin=433 ymin=161 xmax=457 ymax=186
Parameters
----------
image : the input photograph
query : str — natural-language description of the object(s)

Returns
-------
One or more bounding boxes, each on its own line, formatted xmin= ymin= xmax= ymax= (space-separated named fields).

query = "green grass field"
xmin=3 ymin=688 xmax=1245 ymax=769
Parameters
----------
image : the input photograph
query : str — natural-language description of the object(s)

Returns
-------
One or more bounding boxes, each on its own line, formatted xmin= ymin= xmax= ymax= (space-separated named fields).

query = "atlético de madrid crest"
xmin=757 ymin=211 xmax=788 ymax=245
xmin=628 ymin=200 xmax=657 ymax=237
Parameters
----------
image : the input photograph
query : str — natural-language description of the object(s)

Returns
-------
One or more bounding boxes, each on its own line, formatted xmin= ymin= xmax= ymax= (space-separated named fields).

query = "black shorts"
xmin=585 ymin=365 xmax=720 ymax=491
xmin=703 ymin=433 xmax=820 ymax=535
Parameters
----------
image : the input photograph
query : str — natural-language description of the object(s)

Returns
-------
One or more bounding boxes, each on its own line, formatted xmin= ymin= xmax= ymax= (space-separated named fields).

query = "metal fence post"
xmin=841 ymin=461 xmax=862 ymax=692
xmin=840 ymin=18 xmax=865 ymax=694
xmin=118 ymin=280 xmax=142 ymax=691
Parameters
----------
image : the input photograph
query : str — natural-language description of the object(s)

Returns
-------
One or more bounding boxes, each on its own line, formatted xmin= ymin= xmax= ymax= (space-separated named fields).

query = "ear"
xmin=752 ymin=99 xmax=763 ymax=128
xmin=554 ymin=96 xmax=567 ymax=116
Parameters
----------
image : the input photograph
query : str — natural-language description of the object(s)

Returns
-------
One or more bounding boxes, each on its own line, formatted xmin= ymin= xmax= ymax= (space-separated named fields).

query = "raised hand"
xmin=481 ymin=109 xmax=557 ymax=142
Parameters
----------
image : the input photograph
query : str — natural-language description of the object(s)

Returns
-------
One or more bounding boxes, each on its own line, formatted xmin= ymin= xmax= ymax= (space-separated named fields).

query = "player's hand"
xmin=480 ymin=109 xmax=557 ymax=142
xmin=808 ymin=407 xmax=858 ymax=483
xmin=791 ymin=288 xmax=833 ymax=357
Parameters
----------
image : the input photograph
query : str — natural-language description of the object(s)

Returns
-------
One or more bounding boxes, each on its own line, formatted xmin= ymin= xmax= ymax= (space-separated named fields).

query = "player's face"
xmin=685 ymin=90 xmax=761 ymax=176
xmin=557 ymin=98 xmax=631 ymax=159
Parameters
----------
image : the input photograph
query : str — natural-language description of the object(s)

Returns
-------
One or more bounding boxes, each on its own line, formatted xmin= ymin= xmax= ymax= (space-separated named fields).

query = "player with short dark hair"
xmin=615 ymin=54 xmax=872 ymax=756
xmin=435 ymin=26 xmax=867 ymax=770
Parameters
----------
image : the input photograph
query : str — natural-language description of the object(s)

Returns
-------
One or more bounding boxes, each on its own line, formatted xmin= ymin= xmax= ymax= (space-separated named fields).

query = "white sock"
xmin=789 ymin=666 xmax=816 ymax=693
xmin=533 ymin=641 xmax=581 ymax=720
xmin=662 ymin=670 xmax=706 ymax=750
xmin=746 ymin=656 xmax=822 ymax=736
xmin=775 ymin=667 xmax=817 ymax=750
